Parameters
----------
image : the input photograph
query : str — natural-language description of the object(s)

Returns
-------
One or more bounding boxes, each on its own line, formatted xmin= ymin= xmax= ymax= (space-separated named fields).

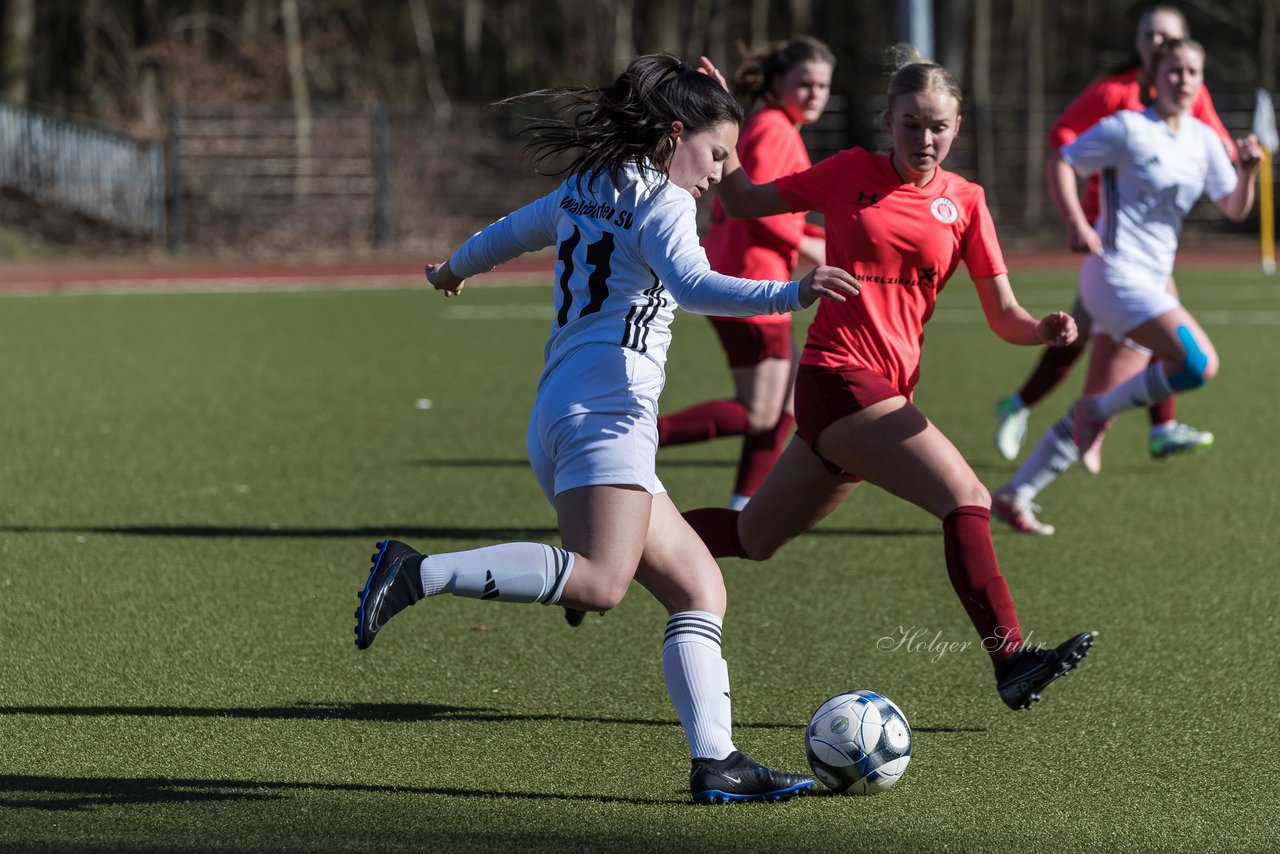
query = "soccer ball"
xmin=805 ymin=690 xmax=912 ymax=794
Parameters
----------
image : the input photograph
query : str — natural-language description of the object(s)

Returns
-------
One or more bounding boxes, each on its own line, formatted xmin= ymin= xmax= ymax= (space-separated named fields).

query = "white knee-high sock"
xmin=1093 ymin=363 xmax=1173 ymax=420
xmin=1004 ymin=413 xmax=1078 ymax=500
xmin=662 ymin=611 xmax=736 ymax=761
xmin=419 ymin=543 xmax=573 ymax=605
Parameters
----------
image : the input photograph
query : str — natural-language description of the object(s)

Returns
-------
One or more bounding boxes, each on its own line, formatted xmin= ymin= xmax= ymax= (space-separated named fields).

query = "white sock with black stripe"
xmin=1005 ymin=413 xmax=1078 ymax=500
xmin=1094 ymin=362 xmax=1174 ymax=420
xmin=662 ymin=611 xmax=736 ymax=761
xmin=419 ymin=543 xmax=573 ymax=605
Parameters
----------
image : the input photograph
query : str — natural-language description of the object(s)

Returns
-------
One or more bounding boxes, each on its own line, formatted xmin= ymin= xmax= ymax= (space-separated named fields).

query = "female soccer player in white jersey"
xmin=993 ymin=38 xmax=1261 ymax=533
xmin=351 ymin=53 xmax=859 ymax=804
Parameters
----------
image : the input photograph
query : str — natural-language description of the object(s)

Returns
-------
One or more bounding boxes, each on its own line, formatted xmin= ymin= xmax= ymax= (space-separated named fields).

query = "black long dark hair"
xmin=515 ymin=53 xmax=744 ymax=193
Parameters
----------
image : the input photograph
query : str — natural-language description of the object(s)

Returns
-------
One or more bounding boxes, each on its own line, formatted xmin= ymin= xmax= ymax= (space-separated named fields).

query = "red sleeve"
xmin=775 ymin=148 xmax=857 ymax=215
xmin=1192 ymin=86 xmax=1239 ymax=161
xmin=960 ymin=186 xmax=1007 ymax=278
xmin=736 ymin=111 xmax=813 ymax=249
xmin=1047 ymin=76 xmax=1133 ymax=150
xmin=738 ymin=109 xmax=810 ymax=182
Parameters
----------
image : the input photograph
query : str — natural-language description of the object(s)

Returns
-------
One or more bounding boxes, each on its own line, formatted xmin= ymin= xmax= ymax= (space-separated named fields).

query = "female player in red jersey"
xmin=658 ymin=37 xmax=833 ymax=510
xmin=993 ymin=4 xmax=1235 ymax=472
xmin=687 ymin=46 xmax=1098 ymax=711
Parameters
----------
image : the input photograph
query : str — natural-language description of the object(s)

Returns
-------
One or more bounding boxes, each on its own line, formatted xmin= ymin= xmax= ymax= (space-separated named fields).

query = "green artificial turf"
xmin=1 ymin=268 xmax=1277 ymax=852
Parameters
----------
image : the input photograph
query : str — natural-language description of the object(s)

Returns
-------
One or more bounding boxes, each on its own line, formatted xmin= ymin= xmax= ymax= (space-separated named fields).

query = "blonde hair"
xmin=883 ymin=43 xmax=963 ymax=111
xmin=1149 ymin=35 xmax=1205 ymax=71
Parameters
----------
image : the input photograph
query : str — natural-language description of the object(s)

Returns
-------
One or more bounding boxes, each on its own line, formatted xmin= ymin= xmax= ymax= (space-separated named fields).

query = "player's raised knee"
xmin=583 ymin=574 xmax=633 ymax=612
xmin=1168 ymin=326 xmax=1216 ymax=390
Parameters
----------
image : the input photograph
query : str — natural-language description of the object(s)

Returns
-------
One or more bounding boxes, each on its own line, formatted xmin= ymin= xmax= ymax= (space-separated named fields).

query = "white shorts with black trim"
xmin=526 ymin=344 xmax=667 ymax=501
xmin=1079 ymin=253 xmax=1177 ymax=354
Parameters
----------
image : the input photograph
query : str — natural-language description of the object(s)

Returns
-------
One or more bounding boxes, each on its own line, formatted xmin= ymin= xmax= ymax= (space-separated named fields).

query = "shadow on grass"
xmin=1 ymin=705 xmax=979 ymax=810
xmin=0 ymin=524 xmax=939 ymax=539
xmin=0 ymin=702 xmax=978 ymax=735
xmin=0 ymin=773 xmax=679 ymax=810
xmin=0 ymin=702 xmax=979 ymax=739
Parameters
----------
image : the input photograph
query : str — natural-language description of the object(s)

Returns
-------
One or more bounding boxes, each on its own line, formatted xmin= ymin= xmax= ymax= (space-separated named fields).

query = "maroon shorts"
xmin=710 ymin=317 xmax=794 ymax=368
xmin=793 ymin=363 xmax=905 ymax=480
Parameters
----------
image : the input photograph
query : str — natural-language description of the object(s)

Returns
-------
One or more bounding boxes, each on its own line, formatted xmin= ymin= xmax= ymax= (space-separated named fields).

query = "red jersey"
xmin=776 ymin=148 xmax=1007 ymax=396
xmin=1048 ymin=68 xmax=1237 ymax=222
xmin=703 ymin=105 xmax=814 ymax=325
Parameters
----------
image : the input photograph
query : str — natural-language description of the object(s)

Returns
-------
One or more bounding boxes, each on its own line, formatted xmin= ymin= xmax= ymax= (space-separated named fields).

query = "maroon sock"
xmin=733 ymin=413 xmax=794 ymax=497
xmin=1018 ymin=340 xmax=1086 ymax=407
xmin=1148 ymin=355 xmax=1177 ymax=424
xmin=682 ymin=508 xmax=747 ymax=558
xmin=658 ymin=399 xmax=750 ymax=447
xmin=942 ymin=506 xmax=1023 ymax=666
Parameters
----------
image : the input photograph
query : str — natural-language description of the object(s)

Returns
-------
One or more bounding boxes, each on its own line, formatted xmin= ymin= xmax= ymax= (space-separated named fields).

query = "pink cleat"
xmin=992 ymin=491 xmax=1055 ymax=536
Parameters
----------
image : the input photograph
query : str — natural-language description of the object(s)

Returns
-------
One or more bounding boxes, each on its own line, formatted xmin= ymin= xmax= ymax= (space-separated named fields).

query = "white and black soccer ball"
xmin=805 ymin=690 xmax=912 ymax=794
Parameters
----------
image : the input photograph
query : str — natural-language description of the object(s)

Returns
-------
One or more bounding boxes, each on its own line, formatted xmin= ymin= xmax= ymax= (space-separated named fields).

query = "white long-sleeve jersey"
xmin=449 ymin=164 xmax=801 ymax=377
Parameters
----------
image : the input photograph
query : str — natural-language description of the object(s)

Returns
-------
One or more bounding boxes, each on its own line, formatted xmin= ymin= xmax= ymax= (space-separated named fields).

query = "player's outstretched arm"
xmin=796 ymin=265 xmax=860 ymax=309
xmin=426 ymin=261 xmax=465 ymax=297
xmin=426 ymin=191 xmax=561 ymax=298
xmin=715 ymin=158 xmax=793 ymax=220
xmin=1217 ymin=133 xmax=1263 ymax=222
xmin=973 ymin=274 xmax=1078 ymax=347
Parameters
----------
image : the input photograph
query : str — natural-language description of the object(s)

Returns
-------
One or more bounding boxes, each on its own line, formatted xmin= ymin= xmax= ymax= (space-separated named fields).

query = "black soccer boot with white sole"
xmin=354 ymin=539 xmax=425 ymax=650
xmin=689 ymin=751 xmax=815 ymax=804
xmin=996 ymin=630 xmax=1098 ymax=710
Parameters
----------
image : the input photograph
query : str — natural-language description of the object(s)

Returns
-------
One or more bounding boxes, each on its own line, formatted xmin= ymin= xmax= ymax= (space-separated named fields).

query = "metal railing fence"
xmin=1 ymin=93 xmax=1273 ymax=253
xmin=0 ymin=102 xmax=164 ymax=237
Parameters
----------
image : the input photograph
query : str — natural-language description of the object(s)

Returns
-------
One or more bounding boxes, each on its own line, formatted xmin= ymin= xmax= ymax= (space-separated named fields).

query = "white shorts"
xmin=1079 ymin=254 xmax=1178 ymax=348
xmin=526 ymin=344 xmax=667 ymax=500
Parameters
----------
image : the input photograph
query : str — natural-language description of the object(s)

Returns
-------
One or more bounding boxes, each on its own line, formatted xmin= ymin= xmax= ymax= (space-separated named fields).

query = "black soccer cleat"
xmin=354 ymin=539 xmax=425 ymax=650
xmin=563 ymin=607 xmax=586 ymax=627
xmin=996 ymin=630 xmax=1098 ymax=710
xmin=689 ymin=750 xmax=815 ymax=804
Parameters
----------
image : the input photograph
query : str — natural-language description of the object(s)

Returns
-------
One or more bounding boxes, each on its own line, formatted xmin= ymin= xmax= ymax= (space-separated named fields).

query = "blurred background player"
xmin=657 ymin=36 xmax=833 ymax=510
xmin=993 ymin=38 xmax=1260 ymax=534
xmin=685 ymin=46 xmax=1096 ymax=711
xmin=353 ymin=53 xmax=861 ymax=803
xmin=994 ymin=3 xmax=1235 ymax=468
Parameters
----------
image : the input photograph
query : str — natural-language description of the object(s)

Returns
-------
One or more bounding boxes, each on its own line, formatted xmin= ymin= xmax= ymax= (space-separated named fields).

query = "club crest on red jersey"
xmin=931 ymin=197 xmax=959 ymax=224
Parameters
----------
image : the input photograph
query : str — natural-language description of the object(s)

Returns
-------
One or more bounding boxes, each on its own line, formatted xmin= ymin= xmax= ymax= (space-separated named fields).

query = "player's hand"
xmin=1036 ymin=311 xmax=1077 ymax=347
xmin=426 ymin=261 xmax=465 ymax=297
xmin=1066 ymin=220 xmax=1103 ymax=255
xmin=1236 ymin=133 xmax=1264 ymax=173
xmin=797 ymin=265 xmax=860 ymax=308
xmin=698 ymin=56 xmax=729 ymax=93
